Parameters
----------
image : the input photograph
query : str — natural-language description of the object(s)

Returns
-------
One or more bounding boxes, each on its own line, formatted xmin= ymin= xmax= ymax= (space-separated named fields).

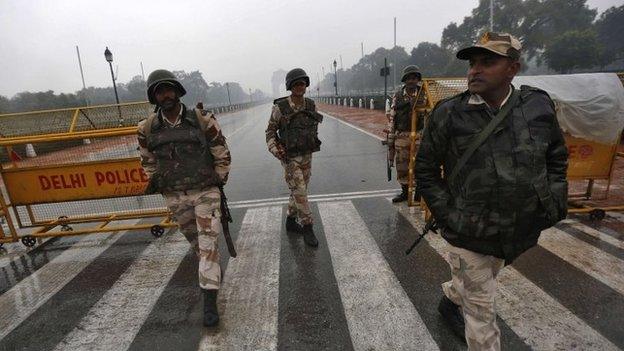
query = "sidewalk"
xmin=318 ymin=103 xmax=387 ymax=140
xmin=318 ymin=103 xmax=624 ymax=210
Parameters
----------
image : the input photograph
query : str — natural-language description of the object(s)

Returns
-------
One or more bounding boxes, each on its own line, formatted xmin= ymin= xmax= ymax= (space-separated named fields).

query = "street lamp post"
xmin=104 ymin=47 xmax=123 ymax=126
xmin=333 ymin=60 xmax=338 ymax=96
xmin=225 ymin=82 xmax=232 ymax=107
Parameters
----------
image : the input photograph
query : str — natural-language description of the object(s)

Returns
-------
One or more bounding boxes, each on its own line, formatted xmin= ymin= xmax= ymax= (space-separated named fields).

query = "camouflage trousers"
xmin=394 ymin=133 xmax=416 ymax=186
xmin=442 ymin=244 xmax=505 ymax=351
xmin=164 ymin=187 xmax=222 ymax=290
xmin=281 ymin=153 xmax=313 ymax=225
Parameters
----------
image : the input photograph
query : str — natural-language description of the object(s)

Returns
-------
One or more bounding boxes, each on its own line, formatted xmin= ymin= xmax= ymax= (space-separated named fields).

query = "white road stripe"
xmin=540 ymin=227 xmax=624 ymax=296
xmin=230 ymin=190 xmax=398 ymax=209
xmin=319 ymin=201 xmax=439 ymax=351
xmin=199 ymin=206 xmax=282 ymax=351
xmin=52 ymin=231 xmax=189 ymax=351
xmin=0 ymin=221 xmax=137 ymax=340
xmin=396 ymin=204 xmax=619 ymax=351
xmin=320 ymin=111 xmax=384 ymax=141
xmin=231 ymin=189 xmax=398 ymax=205
xmin=560 ymin=219 xmax=624 ymax=249
xmin=607 ymin=211 xmax=624 ymax=222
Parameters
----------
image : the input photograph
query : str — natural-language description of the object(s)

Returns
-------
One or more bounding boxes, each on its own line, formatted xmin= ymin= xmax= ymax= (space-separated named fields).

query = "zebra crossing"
xmin=0 ymin=195 xmax=623 ymax=350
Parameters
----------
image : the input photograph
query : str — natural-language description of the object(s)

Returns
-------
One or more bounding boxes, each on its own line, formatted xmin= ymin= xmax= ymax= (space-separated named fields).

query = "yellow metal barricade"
xmin=0 ymin=102 xmax=175 ymax=247
xmin=408 ymin=77 xmax=624 ymax=218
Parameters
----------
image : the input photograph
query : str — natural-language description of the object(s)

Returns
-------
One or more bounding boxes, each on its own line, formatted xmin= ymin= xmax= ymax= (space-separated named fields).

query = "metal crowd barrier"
xmin=0 ymin=100 xmax=264 ymax=248
xmin=318 ymin=77 xmax=624 ymax=219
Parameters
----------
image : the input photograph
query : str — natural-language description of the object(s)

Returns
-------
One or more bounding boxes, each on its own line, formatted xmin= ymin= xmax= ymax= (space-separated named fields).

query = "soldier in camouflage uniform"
xmin=388 ymin=65 xmax=426 ymax=202
xmin=266 ymin=68 xmax=323 ymax=247
xmin=416 ymin=33 xmax=568 ymax=350
xmin=137 ymin=69 xmax=231 ymax=327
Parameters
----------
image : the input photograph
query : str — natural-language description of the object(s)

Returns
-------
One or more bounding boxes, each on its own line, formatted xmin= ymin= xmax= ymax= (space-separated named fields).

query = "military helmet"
xmin=146 ymin=69 xmax=186 ymax=104
xmin=285 ymin=68 xmax=310 ymax=90
xmin=401 ymin=65 xmax=422 ymax=82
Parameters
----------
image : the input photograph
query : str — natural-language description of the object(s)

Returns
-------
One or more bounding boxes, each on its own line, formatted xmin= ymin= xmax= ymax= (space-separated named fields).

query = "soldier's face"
xmin=467 ymin=52 xmax=519 ymax=95
xmin=291 ymin=80 xmax=307 ymax=97
xmin=404 ymin=74 xmax=421 ymax=89
xmin=154 ymin=84 xmax=180 ymax=111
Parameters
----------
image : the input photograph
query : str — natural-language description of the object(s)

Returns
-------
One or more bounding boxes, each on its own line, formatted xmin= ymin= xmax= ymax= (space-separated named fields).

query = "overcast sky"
xmin=0 ymin=0 xmax=621 ymax=98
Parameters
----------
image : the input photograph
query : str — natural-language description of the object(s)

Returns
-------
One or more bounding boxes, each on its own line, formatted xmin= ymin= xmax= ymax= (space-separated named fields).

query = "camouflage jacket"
xmin=388 ymin=86 xmax=426 ymax=146
xmin=137 ymin=104 xmax=231 ymax=193
xmin=266 ymin=96 xmax=322 ymax=158
xmin=416 ymin=85 xmax=568 ymax=262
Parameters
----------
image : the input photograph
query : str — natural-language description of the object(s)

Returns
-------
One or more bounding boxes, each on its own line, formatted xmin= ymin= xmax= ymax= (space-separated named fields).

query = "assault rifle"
xmin=195 ymin=102 xmax=236 ymax=258
xmin=219 ymin=186 xmax=237 ymax=258
xmin=385 ymin=129 xmax=393 ymax=182
xmin=405 ymin=219 xmax=438 ymax=255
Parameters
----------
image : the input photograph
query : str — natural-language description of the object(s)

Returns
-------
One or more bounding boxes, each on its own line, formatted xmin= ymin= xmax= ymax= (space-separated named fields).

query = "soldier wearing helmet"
xmin=387 ymin=65 xmax=427 ymax=202
xmin=137 ymin=69 xmax=231 ymax=327
xmin=266 ymin=68 xmax=323 ymax=247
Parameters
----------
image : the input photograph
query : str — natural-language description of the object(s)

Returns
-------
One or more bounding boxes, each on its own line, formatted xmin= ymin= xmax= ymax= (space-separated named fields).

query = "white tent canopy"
xmin=513 ymin=73 xmax=624 ymax=144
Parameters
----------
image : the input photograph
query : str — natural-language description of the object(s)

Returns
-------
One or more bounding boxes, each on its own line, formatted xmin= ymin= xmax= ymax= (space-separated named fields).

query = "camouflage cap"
xmin=456 ymin=32 xmax=522 ymax=60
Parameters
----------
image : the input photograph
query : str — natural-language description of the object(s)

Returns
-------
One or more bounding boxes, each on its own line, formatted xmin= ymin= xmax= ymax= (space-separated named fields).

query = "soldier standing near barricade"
xmin=388 ymin=65 xmax=426 ymax=202
xmin=137 ymin=69 xmax=231 ymax=327
xmin=416 ymin=32 xmax=568 ymax=350
xmin=266 ymin=68 xmax=323 ymax=247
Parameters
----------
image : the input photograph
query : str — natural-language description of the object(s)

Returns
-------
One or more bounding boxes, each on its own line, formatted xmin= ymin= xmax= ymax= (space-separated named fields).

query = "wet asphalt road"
xmin=222 ymin=103 xmax=397 ymax=202
xmin=0 ymin=103 xmax=623 ymax=350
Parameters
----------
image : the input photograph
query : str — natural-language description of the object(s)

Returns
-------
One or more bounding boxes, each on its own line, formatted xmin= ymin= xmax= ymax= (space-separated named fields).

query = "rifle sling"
xmin=446 ymin=90 xmax=520 ymax=186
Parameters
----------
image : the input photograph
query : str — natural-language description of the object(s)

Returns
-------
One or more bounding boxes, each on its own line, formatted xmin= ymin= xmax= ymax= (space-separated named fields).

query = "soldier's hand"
xmin=271 ymin=146 xmax=286 ymax=161
xmin=276 ymin=149 xmax=287 ymax=161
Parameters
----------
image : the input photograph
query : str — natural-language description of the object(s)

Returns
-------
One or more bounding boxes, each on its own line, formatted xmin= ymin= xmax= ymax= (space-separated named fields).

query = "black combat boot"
xmin=302 ymin=224 xmax=319 ymax=247
xmin=438 ymin=295 xmax=466 ymax=342
xmin=286 ymin=216 xmax=302 ymax=233
xmin=392 ymin=185 xmax=408 ymax=203
xmin=413 ymin=189 xmax=421 ymax=203
xmin=203 ymin=289 xmax=219 ymax=327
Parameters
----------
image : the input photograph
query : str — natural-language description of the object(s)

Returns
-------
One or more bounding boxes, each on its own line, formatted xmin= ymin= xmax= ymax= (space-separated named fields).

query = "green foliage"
xmin=0 ymin=95 xmax=11 ymax=113
xmin=595 ymin=5 xmax=624 ymax=65
xmin=408 ymin=42 xmax=453 ymax=77
xmin=543 ymin=30 xmax=600 ymax=73
xmin=442 ymin=0 xmax=525 ymax=53
xmin=0 ymin=71 xmax=264 ymax=113
xmin=316 ymin=0 xmax=618 ymax=94
xmin=521 ymin=0 xmax=596 ymax=62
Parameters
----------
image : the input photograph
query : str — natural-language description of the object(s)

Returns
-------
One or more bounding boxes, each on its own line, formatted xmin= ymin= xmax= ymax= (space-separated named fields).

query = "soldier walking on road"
xmin=388 ymin=65 xmax=426 ymax=202
xmin=266 ymin=68 xmax=323 ymax=247
xmin=137 ymin=69 xmax=231 ymax=327
xmin=416 ymin=32 xmax=568 ymax=350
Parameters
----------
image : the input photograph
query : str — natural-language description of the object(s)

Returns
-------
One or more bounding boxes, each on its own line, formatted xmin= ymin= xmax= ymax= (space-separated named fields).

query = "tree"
xmin=0 ymin=95 xmax=10 ymax=113
xmin=595 ymin=5 xmax=624 ymax=65
xmin=441 ymin=0 xmax=597 ymax=69
xmin=408 ymin=42 xmax=453 ymax=77
xmin=543 ymin=30 xmax=600 ymax=73
xmin=173 ymin=70 xmax=210 ymax=106
xmin=442 ymin=0 xmax=525 ymax=53
xmin=125 ymin=75 xmax=147 ymax=101
xmin=521 ymin=0 xmax=596 ymax=62
xmin=1 ymin=70 xmax=261 ymax=112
